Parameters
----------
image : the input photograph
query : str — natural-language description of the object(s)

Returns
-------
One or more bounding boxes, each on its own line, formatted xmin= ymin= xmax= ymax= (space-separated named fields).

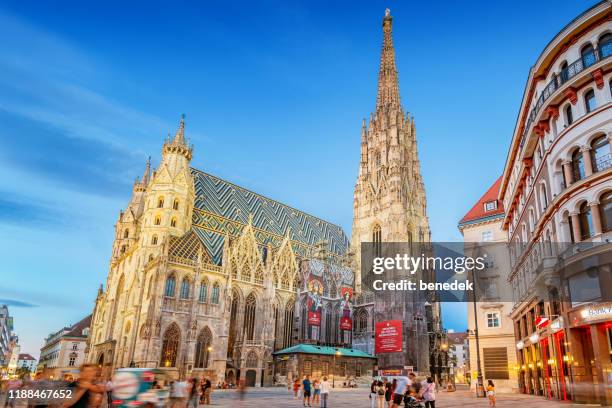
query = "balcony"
xmin=162 ymin=297 xmax=191 ymax=313
xmin=520 ymin=44 xmax=612 ymax=149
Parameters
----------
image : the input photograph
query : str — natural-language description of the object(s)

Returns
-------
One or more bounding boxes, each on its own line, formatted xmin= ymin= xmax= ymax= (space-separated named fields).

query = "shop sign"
xmin=550 ymin=317 xmax=564 ymax=332
xmin=579 ymin=303 xmax=612 ymax=323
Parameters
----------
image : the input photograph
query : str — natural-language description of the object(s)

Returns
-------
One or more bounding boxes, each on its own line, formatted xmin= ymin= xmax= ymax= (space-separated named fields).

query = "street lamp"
xmin=332 ymin=350 xmax=341 ymax=388
xmin=471 ymin=266 xmax=485 ymax=398
xmin=207 ymin=346 xmax=213 ymax=369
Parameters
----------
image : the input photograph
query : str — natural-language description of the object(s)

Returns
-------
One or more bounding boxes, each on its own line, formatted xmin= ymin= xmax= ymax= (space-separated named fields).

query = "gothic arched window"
xmin=170 ymin=218 xmax=177 ymax=228
xmin=160 ymin=323 xmax=180 ymax=367
xmin=164 ymin=275 xmax=176 ymax=297
xmin=211 ymin=283 xmax=220 ymax=304
xmin=151 ymin=235 xmax=158 ymax=245
xmin=198 ymin=280 xmax=208 ymax=303
xmin=284 ymin=300 xmax=294 ymax=348
xmin=194 ymin=327 xmax=212 ymax=368
xmin=179 ymin=278 xmax=191 ymax=299
xmin=372 ymin=224 xmax=382 ymax=257
xmin=227 ymin=291 xmax=239 ymax=357
xmin=246 ymin=351 xmax=258 ymax=368
xmin=157 ymin=197 xmax=165 ymax=208
xmin=244 ymin=293 xmax=257 ymax=340
xmin=173 ymin=199 xmax=180 ymax=210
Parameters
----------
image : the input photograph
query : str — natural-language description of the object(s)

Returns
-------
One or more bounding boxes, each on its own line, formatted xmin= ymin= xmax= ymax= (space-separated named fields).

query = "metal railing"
xmin=520 ymin=43 xmax=612 ymax=149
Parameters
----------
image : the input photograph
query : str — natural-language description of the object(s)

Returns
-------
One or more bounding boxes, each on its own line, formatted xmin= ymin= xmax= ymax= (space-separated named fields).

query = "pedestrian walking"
xmin=319 ymin=377 xmax=330 ymax=408
xmin=105 ymin=378 xmax=113 ymax=408
xmin=187 ymin=378 xmax=199 ymax=408
xmin=202 ymin=378 xmax=211 ymax=405
xmin=421 ymin=377 xmax=436 ymax=408
xmin=375 ymin=381 xmax=385 ymax=408
xmin=384 ymin=381 xmax=392 ymax=408
xmin=486 ymin=380 xmax=496 ymax=407
xmin=63 ymin=364 xmax=106 ymax=408
xmin=302 ymin=375 xmax=312 ymax=407
xmin=312 ymin=380 xmax=320 ymax=405
xmin=293 ymin=378 xmax=300 ymax=399
xmin=369 ymin=380 xmax=377 ymax=408
xmin=390 ymin=375 xmax=409 ymax=408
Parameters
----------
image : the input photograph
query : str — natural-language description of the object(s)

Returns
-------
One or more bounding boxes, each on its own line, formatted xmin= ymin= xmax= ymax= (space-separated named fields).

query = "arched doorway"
xmin=97 ymin=353 xmax=105 ymax=366
xmin=225 ymin=370 xmax=236 ymax=385
xmin=245 ymin=370 xmax=257 ymax=387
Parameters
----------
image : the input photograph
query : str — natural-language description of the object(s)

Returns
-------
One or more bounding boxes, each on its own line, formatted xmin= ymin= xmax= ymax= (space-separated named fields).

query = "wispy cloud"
xmin=0 ymin=299 xmax=38 ymax=308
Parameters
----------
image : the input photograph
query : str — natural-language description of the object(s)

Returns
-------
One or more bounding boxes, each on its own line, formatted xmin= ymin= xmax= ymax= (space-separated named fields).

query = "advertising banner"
xmin=307 ymin=278 xmax=323 ymax=326
xmin=340 ymin=316 xmax=352 ymax=330
xmin=375 ymin=320 xmax=403 ymax=353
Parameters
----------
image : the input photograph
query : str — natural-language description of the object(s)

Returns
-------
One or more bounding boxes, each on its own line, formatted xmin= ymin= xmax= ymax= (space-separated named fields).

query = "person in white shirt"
xmin=391 ymin=376 xmax=410 ymax=408
xmin=319 ymin=377 xmax=331 ymax=408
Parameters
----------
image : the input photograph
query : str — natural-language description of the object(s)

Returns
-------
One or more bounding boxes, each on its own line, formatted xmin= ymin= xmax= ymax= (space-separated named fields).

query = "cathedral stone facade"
xmin=86 ymin=118 xmax=356 ymax=386
xmin=351 ymin=9 xmax=447 ymax=377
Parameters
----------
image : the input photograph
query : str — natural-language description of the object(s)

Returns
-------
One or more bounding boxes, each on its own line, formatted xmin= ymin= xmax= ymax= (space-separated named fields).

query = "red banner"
xmin=308 ymin=311 xmax=321 ymax=326
xmin=340 ymin=316 xmax=352 ymax=330
xmin=375 ymin=320 xmax=403 ymax=353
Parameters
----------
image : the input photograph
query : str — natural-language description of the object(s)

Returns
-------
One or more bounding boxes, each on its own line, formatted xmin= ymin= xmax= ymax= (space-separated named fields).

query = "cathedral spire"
xmin=375 ymin=8 xmax=401 ymax=113
xmin=142 ymin=156 xmax=151 ymax=185
xmin=173 ymin=114 xmax=186 ymax=145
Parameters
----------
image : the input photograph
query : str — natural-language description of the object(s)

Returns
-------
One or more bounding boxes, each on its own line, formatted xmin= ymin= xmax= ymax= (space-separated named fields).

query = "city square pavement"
xmin=206 ymin=386 xmax=580 ymax=407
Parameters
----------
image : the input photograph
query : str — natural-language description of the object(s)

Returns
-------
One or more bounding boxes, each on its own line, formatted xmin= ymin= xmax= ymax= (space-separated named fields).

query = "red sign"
xmin=340 ymin=317 xmax=352 ymax=330
xmin=375 ymin=320 xmax=403 ymax=353
xmin=535 ymin=316 xmax=550 ymax=328
xmin=308 ymin=311 xmax=321 ymax=326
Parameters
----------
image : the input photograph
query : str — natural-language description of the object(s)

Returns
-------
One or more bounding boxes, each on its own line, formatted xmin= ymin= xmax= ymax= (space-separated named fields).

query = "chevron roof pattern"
xmin=190 ymin=168 xmax=349 ymax=264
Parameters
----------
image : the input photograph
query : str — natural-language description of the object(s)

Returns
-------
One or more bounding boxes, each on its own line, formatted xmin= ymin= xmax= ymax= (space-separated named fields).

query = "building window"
xmin=170 ymin=218 xmax=177 ymax=228
xmin=157 ymin=197 xmax=165 ymax=208
xmin=600 ymin=191 xmax=612 ymax=233
xmin=211 ymin=283 xmax=220 ymax=304
xmin=68 ymin=356 xmax=76 ymax=366
xmin=591 ymin=135 xmax=611 ymax=173
xmin=564 ymin=105 xmax=573 ymax=126
xmin=356 ymin=362 xmax=362 ymax=377
xmin=179 ymin=278 xmax=191 ymax=299
xmin=482 ymin=230 xmax=493 ymax=242
xmin=194 ymin=327 xmax=212 ymax=368
xmin=581 ymin=43 xmax=596 ymax=68
xmin=123 ymin=230 xmax=129 ymax=239
xmin=372 ymin=224 xmax=382 ymax=257
xmin=486 ymin=312 xmax=500 ymax=328
xmin=579 ymin=202 xmax=594 ymax=240
xmin=584 ymin=89 xmax=597 ymax=113
xmin=151 ymin=235 xmax=158 ymax=245
xmin=160 ymin=323 xmax=180 ymax=367
xmin=483 ymin=347 xmax=509 ymax=379
xmin=599 ymin=33 xmax=612 ymax=58
xmin=173 ymin=199 xmax=180 ymax=210
xmin=198 ymin=281 xmax=208 ymax=303
xmin=303 ymin=360 xmax=312 ymax=376
xmin=72 ymin=342 xmax=78 ymax=350
xmin=164 ymin=275 xmax=176 ymax=297
xmin=484 ymin=200 xmax=497 ymax=212
xmin=154 ymin=217 xmax=161 ymax=226
xmin=244 ymin=293 xmax=257 ymax=340
xmin=571 ymin=149 xmax=585 ymax=181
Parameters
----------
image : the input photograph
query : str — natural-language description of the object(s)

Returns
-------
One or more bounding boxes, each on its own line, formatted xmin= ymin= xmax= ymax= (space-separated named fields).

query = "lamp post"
xmin=471 ymin=266 xmax=485 ymax=397
xmin=207 ymin=346 xmax=213 ymax=370
xmin=332 ymin=350 xmax=341 ymax=388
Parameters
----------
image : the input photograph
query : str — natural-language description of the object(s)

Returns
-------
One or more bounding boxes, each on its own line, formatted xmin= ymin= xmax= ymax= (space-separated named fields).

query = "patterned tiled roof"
xmin=190 ymin=169 xmax=349 ymax=264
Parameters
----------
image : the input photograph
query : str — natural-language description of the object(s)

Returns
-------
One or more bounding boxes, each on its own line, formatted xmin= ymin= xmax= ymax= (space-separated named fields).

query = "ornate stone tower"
xmin=352 ymin=8 xmax=430 ymax=288
xmin=351 ymin=9 xmax=437 ymax=374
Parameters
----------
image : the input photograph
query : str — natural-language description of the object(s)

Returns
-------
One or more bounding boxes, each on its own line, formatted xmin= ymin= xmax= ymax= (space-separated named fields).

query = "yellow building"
xmin=458 ymin=178 xmax=518 ymax=393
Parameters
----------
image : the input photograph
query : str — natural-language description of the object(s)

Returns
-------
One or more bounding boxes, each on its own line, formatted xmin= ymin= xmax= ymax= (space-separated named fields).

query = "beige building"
xmin=38 ymin=315 xmax=91 ymax=380
xmin=458 ymin=178 xmax=518 ymax=393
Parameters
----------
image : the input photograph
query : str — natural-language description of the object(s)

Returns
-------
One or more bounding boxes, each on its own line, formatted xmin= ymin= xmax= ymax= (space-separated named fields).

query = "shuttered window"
xmin=483 ymin=347 xmax=509 ymax=379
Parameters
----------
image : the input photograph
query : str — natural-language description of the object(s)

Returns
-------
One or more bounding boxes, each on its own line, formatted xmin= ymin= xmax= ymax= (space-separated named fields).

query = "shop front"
xmin=566 ymin=302 xmax=612 ymax=406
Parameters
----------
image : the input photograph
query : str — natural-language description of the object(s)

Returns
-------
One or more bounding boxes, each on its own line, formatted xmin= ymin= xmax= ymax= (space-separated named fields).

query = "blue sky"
xmin=0 ymin=0 xmax=595 ymax=357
